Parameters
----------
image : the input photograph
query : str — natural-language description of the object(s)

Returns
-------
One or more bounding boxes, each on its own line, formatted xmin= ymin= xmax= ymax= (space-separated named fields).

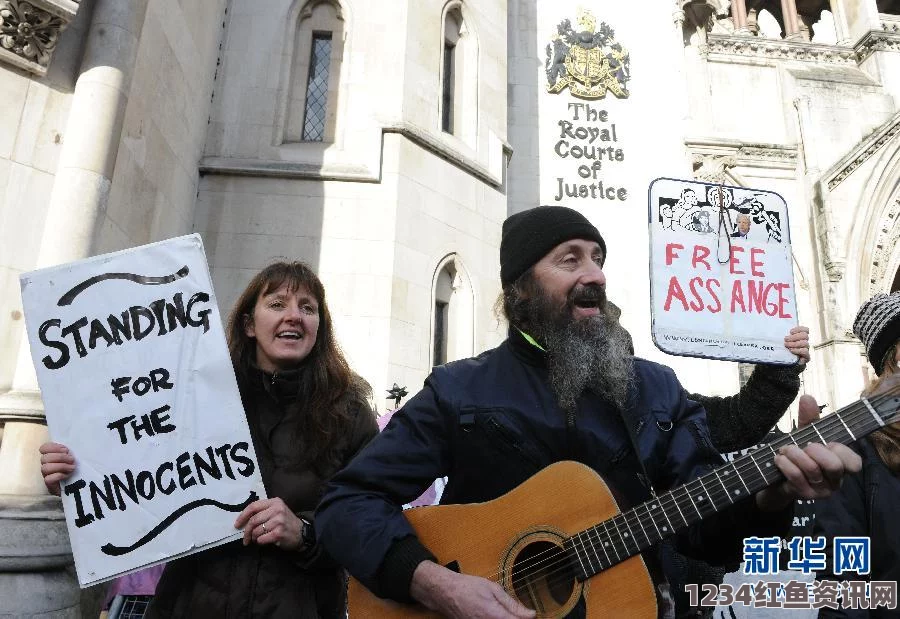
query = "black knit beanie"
xmin=500 ymin=206 xmax=606 ymax=286
xmin=853 ymin=291 xmax=900 ymax=375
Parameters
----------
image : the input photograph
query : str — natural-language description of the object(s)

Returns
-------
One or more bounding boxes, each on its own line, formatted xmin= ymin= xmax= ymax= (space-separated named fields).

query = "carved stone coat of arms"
xmin=545 ymin=9 xmax=630 ymax=100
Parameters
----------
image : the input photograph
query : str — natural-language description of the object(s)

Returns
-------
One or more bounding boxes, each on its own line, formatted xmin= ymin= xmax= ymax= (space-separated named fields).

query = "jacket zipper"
xmin=486 ymin=418 xmax=541 ymax=468
xmin=566 ymin=409 xmax=577 ymax=459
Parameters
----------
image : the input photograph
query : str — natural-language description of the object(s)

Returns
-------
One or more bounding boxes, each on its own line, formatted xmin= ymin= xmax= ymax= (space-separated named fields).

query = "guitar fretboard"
xmin=563 ymin=389 xmax=900 ymax=581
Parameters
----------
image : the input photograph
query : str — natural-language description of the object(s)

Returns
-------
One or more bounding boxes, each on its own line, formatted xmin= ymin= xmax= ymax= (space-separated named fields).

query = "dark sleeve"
xmin=663 ymin=380 xmax=791 ymax=568
xmin=813 ymin=456 xmax=868 ymax=619
xmin=343 ymin=398 xmax=380 ymax=462
xmin=690 ymin=363 xmax=802 ymax=453
xmin=294 ymin=402 xmax=380 ymax=571
xmin=314 ymin=376 xmax=453 ymax=602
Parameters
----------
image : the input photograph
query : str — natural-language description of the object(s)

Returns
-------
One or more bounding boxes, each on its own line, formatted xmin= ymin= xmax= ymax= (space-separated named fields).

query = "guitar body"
xmin=348 ymin=461 xmax=658 ymax=618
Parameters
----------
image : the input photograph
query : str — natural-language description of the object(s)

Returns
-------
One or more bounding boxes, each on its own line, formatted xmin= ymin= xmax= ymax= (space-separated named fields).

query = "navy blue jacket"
xmin=316 ymin=330 xmax=789 ymax=603
xmin=815 ymin=437 xmax=900 ymax=619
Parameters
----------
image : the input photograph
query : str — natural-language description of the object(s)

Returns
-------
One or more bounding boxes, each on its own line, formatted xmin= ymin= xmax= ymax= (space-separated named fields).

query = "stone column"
xmin=0 ymin=0 xmax=151 ymax=491
xmin=0 ymin=0 xmax=150 ymax=615
xmin=828 ymin=0 xmax=852 ymax=45
xmin=793 ymin=96 xmax=859 ymax=412
xmin=731 ymin=0 xmax=749 ymax=33
xmin=781 ymin=0 xmax=802 ymax=39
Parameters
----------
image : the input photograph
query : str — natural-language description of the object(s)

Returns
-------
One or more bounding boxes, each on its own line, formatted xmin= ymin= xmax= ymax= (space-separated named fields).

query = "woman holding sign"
xmin=813 ymin=292 xmax=900 ymax=617
xmin=40 ymin=261 xmax=379 ymax=618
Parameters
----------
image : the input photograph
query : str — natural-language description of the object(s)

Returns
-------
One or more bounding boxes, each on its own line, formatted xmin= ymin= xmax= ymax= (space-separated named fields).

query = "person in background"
xmin=40 ymin=261 xmax=378 ymax=619
xmin=813 ymin=291 xmax=900 ymax=619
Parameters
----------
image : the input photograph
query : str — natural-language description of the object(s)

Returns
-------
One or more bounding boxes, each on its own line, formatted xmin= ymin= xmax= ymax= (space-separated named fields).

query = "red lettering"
xmin=750 ymin=248 xmax=765 ymax=277
xmin=691 ymin=245 xmax=711 ymax=271
xmin=666 ymin=243 xmax=684 ymax=266
xmin=730 ymin=280 xmax=746 ymax=313
xmin=747 ymin=280 xmax=767 ymax=314
xmin=764 ymin=283 xmax=780 ymax=316
xmin=705 ymin=279 xmax=721 ymax=313
xmin=664 ymin=276 xmax=688 ymax=311
xmin=688 ymin=277 xmax=706 ymax=312
xmin=777 ymin=283 xmax=793 ymax=318
xmin=729 ymin=246 xmax=745 ymax=275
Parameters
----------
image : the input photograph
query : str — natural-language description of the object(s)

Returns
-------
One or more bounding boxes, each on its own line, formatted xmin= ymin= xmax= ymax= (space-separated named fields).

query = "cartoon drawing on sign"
xmin=649 ymin=178 xmax=797 ymax=365
xmin=685 ymin=209 xmax=714 ymax=234
xmin=659 ymin=187 xmax=698 ymax=232
xmin=706 ymin=185 xmax=734 ymax=212
xmin=738 ymin=194 xmax=782 ymax=243
xmin=655 ymin=182 xmax=783 ymax=243
xmin=545 ymin=8 xmax=630 ymax=100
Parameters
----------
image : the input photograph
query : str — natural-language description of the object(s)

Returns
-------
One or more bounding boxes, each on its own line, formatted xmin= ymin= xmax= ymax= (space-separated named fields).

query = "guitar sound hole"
xmin=510 ymin=540 xmax=575 ymax=613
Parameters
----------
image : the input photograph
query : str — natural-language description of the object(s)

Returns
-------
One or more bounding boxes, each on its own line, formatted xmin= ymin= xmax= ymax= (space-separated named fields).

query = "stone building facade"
xmin=1 ymin=0 xmax=900 ymax=614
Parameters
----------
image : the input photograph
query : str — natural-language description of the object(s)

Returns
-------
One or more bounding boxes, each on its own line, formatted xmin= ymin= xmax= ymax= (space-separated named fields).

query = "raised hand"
xmin=784 ymin=326 xmax=810 ymax=366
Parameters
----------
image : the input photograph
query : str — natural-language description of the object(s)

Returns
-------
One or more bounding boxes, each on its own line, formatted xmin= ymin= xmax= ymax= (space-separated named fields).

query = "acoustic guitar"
xmin=348 ymin=383 xmax=900 ymax=618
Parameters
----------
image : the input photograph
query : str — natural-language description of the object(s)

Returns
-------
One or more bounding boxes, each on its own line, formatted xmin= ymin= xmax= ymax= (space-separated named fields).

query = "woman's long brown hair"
xmin=866 ymin=342 xmax=900 ymax=475
xmin=226 ymin=262 xmax=370 ymax=471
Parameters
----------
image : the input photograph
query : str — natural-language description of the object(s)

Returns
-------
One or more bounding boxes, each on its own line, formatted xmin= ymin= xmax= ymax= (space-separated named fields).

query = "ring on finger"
xmin=262 ymin=522 xmax=268 ymax=534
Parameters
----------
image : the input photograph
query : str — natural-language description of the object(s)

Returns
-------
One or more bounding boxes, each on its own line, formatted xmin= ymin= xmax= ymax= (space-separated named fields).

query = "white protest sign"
xmin=649 ymin=178 xmax=798 ymax=364
xmin=20 ymin=234 xmax=266 ymax=587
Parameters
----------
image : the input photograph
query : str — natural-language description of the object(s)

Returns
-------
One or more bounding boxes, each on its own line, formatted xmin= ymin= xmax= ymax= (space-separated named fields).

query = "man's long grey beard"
xmin=529 ymin=293 xmax=635 ymax=412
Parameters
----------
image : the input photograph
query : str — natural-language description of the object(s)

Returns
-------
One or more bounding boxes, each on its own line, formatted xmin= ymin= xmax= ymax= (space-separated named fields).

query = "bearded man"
xmin=315 ymin=206 xmax=859 ymax=619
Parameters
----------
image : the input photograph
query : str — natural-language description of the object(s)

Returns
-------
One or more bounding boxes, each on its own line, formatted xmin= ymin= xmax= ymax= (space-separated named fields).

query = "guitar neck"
xmin=565 ymin=389 xmax=900 ymax=580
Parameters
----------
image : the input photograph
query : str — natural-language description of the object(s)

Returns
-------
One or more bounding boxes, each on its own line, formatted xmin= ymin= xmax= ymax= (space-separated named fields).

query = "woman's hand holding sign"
xmin=39 ymin=442 xmax=75 ymax=496
xmin=235 ymin=497 xmax=303 ymax=550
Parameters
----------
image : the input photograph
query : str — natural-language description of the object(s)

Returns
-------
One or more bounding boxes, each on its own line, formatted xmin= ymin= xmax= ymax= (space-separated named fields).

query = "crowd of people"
xmin=38 ymin=206 xmax=898 ymax=618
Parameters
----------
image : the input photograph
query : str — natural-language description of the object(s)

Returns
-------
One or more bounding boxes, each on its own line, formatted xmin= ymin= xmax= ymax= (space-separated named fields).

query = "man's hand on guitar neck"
xmin=755 ymin=394 xmax=862 ymax=512
xmin=410 ymin=560 xmax=536 ymax=619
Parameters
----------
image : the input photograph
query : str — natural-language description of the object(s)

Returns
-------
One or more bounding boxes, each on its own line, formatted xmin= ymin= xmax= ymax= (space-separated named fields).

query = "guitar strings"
xmin=492 ymin=400 xmax=884 ymax=598
xmin=484 ymin=399 xmax=868 ymax=588
xmin=474 ymin=390 xmax=899 ymax=598
xmin=516 ymin=392 xmax=900 ymax=594
xmin=531 ymin=393 xmax=896 ymax=590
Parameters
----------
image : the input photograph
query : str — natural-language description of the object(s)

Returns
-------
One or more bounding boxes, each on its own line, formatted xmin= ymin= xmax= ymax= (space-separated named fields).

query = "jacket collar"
xmin=508 ymin=326 xmax=548 ymax=368
xmin=246 ymin=362 xmax=302 ymax=405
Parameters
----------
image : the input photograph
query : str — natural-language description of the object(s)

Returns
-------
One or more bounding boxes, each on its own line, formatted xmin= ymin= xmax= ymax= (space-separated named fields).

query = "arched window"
xmin=439 ymin=3 xmax=478 ymax=146
xmin=442 ymin=10 xmax=461 ymax=134
xmin=431 ymin=256 xmax=474 ymax=367
xmin=434 ymin=265 xmax=454 ymax=366
xmin=284 ymin=0 xmax=345 ymax=143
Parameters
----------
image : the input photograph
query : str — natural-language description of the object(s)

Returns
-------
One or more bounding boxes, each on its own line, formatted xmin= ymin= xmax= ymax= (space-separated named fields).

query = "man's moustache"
xmin=568 ymin=286 xmax=606 ymax=308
